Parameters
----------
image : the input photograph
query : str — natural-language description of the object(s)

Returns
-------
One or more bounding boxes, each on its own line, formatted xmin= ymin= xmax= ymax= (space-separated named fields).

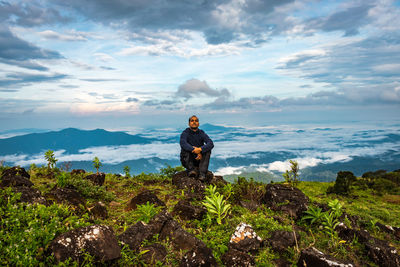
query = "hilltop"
xmin=1 ymin=163 xmax=400 ymax=266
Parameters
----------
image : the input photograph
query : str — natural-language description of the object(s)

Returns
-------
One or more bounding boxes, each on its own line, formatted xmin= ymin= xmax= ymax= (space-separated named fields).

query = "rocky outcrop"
xmin=89 ymin=201 xmax=108 ymax=219
xmin=119 ymin=221 xmax=154 ymax=251
xmin=337 ymin=223 xmax=400 ymax=267
xmin=50 ymin=225 xmax=120 ymax=263
xmin=267 ymin=230 xmax=300 ymax=253
xmin=297 ymin=247 xmax=354 ymax=267
xmin=0 ymin=175 xmax=33 ymax=188
xmin=118 ymin=210 xmax=217 ymax=266
xmin=181 ymin=245 xmax=217 ymax=267
xmin=85 ymin=173 xmax=105 ymax=186
xmin=172 ymin=199 xmax=206 ymax=221
xmin=1 ymin=166 xmax=30 ymax=179
xmin=126 ymin=189 xmax=165 ymax=211
xmin=46 ymin=187 xmax=86 ymax=207
xmin=141 ymin=243 xmax=167 ymax=265
xmin=13 ymin=186 xmax=48 ymax=205
xmin=172 ymin=171 xmax=206 ymax=200
xmin=222 ymin=248 xmax=255 ymax=267
xmin=228 ymin=223 xmax=262 ymax=253
xmin=262 ymin=184 xmax=309 ymax=220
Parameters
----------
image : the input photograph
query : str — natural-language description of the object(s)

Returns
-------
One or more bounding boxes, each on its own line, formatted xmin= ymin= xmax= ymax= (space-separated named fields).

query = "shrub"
xmin=44 ymin=150 xmax=57 ymax=170
xmin=0 ymin=188 xmax=90 ymax=266
xmin=327 ymin=171 xmax=356 ymax=195
xmin=159 ymin=165 xmax=185 ymax=178
xmin=232 ymin=177 xmax=265 ymax=204
xmin=123 ymin=166 xmax=131 ymax=178
xmin=282 ymin=160 xmax=300 ymax=186
xmin=92 ymin=157 xmax=102 ymax=174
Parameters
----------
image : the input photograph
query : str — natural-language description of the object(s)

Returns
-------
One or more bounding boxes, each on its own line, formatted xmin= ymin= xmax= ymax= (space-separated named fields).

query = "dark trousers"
xmin=180 ymin=150 xmax=211 ymax=176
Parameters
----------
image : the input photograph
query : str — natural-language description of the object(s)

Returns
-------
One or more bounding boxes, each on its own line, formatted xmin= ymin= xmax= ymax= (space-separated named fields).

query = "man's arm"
xmin=200 ymin=131 xmax=214 ymax=153
xmin=180 ymin=130 xmax=194 ymax=152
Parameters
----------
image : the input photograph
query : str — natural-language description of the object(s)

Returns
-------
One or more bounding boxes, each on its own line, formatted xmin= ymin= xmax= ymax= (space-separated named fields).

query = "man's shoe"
xmin=188 ymin=170 xmax=197 ymax=178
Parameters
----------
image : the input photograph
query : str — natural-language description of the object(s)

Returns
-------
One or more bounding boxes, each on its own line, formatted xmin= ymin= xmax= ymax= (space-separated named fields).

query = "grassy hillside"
xmin=1 ymin=164 xmax=399 ymax=266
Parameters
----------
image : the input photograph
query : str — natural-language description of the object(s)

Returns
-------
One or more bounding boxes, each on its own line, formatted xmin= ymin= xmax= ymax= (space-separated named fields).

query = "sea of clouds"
xmin=2 ymin=122 xmax=399 ymax=176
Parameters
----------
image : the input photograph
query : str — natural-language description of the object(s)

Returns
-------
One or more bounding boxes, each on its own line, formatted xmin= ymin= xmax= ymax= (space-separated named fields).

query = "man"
xmin=180 ymin=115 xmax=214 ymax=181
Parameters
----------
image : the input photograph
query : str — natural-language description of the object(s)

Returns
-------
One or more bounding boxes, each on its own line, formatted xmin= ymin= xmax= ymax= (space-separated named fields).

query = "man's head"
xmin=188 ymin=115 xmax=199 ymax=131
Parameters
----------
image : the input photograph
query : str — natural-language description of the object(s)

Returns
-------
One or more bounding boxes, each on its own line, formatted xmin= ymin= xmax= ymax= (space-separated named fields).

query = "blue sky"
xmin=1 ymin=0 xmax=400 ymax=130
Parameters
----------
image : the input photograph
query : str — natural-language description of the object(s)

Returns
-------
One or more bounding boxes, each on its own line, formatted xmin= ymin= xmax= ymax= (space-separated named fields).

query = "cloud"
xmin=0 ymin=26 xmax=62 ymax=62
xmin=0 ymin=72 xmax=68 ymax=88
xmin=53 ymin=0 xmax=296 ymax=45
xmin=126 ymin=97 xmax=139 ymax=103
xmin=38 ymin=30 xmax=89 ymax=41
xmin=0 ymin=1 xmax=70 ymax=26
xmin=202 ymin=95 xmax=279 ymax=110
xmin=176 ymin=79 xmax=231 ymax=99
xmin=306 ymin=3 xmax=374 ymax=36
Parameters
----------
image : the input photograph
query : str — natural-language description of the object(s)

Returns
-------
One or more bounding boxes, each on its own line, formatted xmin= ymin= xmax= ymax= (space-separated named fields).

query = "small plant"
xmin=283 ymin=160 xmax=300 ymax=186
xmin=133 ymin=202 xmax=162 ymax=223
xmin=123 ymin=166 xmax=131 ymax=178
xmin=44 ymin=150 xmax=57 ymax=170
xmin=202 ymin=185 xmax=231 ymax=225
xmin=302 ymin=206 xmax=324 ymax=225
xmin=160 ymin=165 xmax=185 ymax=178
xmin=92 ymin=157 xmax=102 ymax=174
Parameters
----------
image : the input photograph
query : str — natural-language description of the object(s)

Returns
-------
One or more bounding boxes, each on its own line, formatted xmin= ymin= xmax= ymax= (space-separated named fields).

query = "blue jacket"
xmin=180 ymin=128 xmax=214 ymax=153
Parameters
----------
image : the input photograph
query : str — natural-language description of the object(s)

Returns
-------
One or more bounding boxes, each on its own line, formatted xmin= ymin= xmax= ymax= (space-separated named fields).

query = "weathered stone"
xmin=180 ymin=245 xmax=218 ymax=267
xmin=229 ymin=223 xmax=262 ymax=253
xmin=172 ymin=199 xmax=206 ymax=221
xmin=365 ymin=237 xmax=400 ymax=267
xmin=126 ymin=189 xmax=165 ymax=211
xmin=0 ymin=175 xmax=33 ymax=188
xmin=89 ymin=201 xmax=108 ymax=219
xmin=71 ymin=169 xmax=86 ymax=175
xmin=210 ymin=175 xmax=228 ymax=185
xmin=159 ymin=219 xmax=200 ymax=251
xmin=337 ymin=223 xmax=400 ymax=266
xmin=13 ymin=186 xmax=48 ymax=205
xmin=118 ymin=221 xmax=154 ymax=251
xmin=262 ymin=184 xmax=309 ymax=220
xmin=141 ymin=243 xmax=167 ymax=265
xmin=297 ymin=247 xmax=354 ymax=267
xmin=172 ymin=172 xmax=205 ymax=200
xmin=1 ymin=166 xmax=30 ymax=179
xmin=50 ymin=225 xmax=120 ymax=263
xmin=222 ymin=248 xmax=255 ymax=267
xmin=47 ymin=187 xmax=86 ymax=207
xmin=267 ymin=230 xmax=300 ymax=253
xmin=148 ymin=210 xmax=173 ymax=234
xmin=85 ymin=173 xmax=105 ymax=186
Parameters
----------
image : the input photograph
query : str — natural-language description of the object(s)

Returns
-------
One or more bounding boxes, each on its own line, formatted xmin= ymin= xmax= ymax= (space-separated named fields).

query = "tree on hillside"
xmin=92 ymin=157 xmax=102 ymax=174
xmin=44 ymin=150 xmax=57 ymax=170
xmin=283 ymin=160 xmax=300 ymax=187
xmin=123 ymin=165 xmax=131 ymax=178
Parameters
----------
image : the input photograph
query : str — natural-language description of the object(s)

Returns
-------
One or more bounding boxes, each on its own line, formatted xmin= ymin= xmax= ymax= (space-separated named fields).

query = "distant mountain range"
xmin=0 ymin=128 xmax=153 ymax=156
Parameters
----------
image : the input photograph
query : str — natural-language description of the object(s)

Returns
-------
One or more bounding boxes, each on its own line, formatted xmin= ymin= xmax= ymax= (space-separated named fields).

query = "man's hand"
xmin=195 ymin=153 xmax=202 ymax=161
xmin=192 ymin=147 xmax=202 ymax=154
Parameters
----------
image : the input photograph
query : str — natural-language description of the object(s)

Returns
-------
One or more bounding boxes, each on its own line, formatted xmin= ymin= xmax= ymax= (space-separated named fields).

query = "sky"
xmin=1 ymin=0 xmax=400 ymax=131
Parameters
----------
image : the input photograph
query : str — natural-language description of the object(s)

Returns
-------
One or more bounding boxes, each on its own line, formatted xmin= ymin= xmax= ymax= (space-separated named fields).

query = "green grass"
xmin=1 ymin=165 xmax=400 ymax=266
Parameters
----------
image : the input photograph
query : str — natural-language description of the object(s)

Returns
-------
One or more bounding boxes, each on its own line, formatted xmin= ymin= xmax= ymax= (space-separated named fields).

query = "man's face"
xmin=189 ymin=116 xmax=199 ymax=130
